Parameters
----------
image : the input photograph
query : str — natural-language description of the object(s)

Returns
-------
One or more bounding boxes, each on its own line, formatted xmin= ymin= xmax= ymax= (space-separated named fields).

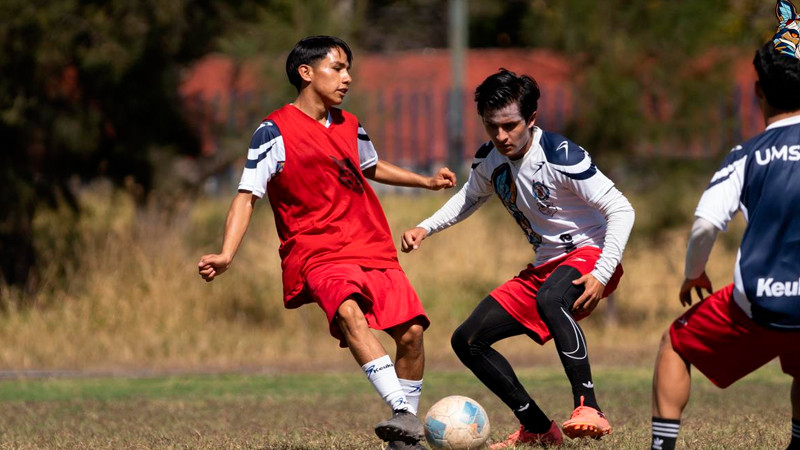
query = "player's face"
xmin=482 ymin=102 xmax=536 ymax=160
xmin=307 ymin=47 xmax=352 ymax=106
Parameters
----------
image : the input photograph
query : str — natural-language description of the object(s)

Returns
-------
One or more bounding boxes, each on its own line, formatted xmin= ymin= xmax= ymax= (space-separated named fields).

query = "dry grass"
xmin=0 ymin=175 xmax=745 ymax=372
xmin=0 ymin=365 xmax=790 ymax=449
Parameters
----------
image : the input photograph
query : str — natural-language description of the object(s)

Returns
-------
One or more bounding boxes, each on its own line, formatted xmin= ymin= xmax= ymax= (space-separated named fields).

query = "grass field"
xmin=0 ymin=364 xmax=791 ymax=449
xmin=1 ymin=166 xmax=778 ymax=449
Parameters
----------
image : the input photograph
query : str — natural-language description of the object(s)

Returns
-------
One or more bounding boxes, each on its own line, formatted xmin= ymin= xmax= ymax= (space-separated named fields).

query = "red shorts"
xmin=670 ymin=284 xmax=800 ymax=388
xmin=304 ymin=263 xmax=429 ymax=347
xmin=490 ymin=246 xmax=623 ymax=344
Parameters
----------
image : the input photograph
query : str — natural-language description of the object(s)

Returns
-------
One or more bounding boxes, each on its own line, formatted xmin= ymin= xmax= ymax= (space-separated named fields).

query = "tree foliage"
xmin=513 ymin=0 xmax=774 ymax=153
xmin=0 ymin=0 xmax=783 ymax=290
xmin=0 ymin=0 xmax=256 ymax=288
xmin=355 ymin=1 xmax=776 ymax=155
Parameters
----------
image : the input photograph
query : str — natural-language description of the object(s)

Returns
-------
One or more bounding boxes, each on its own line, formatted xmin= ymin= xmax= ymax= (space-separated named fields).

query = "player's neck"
xmin=292 ymin=93 xmax=331 ymax=125
xmin=762 ymin=99 xmax=800 ymax=126
xmin=765 ymin=109 xmax=800 ymax=126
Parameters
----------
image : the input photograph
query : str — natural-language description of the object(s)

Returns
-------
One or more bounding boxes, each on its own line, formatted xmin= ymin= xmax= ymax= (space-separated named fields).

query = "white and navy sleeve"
xmin=682 ymin=146 xmax=746 ymax=279
xmin=544 ymin=136 xmax=615 ymax=204
xmin=416 ymin=143 xmax=495 ymax=235
xmin=543 ymin=133 xmax=633 ymax=285
xmin=238 ymin=120 xmax=286 ymax=198
xmin=694 ymin=145 xmax=747 ymax=231
xmin=357 ymin=123 xmax=379 ymax=170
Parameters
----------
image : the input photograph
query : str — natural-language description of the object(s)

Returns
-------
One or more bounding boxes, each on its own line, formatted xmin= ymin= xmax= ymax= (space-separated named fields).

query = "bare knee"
xmin=335 ymin=300 xmax=368 ymax=335
xmin=395 ymin=322 xmax=424 ymax=351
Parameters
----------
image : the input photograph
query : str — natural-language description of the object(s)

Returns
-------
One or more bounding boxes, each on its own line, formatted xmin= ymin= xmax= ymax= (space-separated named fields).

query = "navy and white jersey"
xmin=695 ymin=115 xmax=800 ymax=330
xmin=238 ymin=116 xmax=379 ymax=198
xmin=418 ymin=127 xmax=634 ymax=285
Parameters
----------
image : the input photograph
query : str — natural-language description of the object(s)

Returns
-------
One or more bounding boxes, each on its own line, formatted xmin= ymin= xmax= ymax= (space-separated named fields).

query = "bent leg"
xmin=387 ymin=317 xmax=425 ymax=381
xmin=652 ymin=329 xmax=691 ymax=418
xmin=337 ymin=298 xmax=410 ymax=410
xmin=536 ymin=265 xmax=599 ymax=410
xmin=336 ymin=298 xmax=389 ymax=365
xmin=650 ymin=330 xmax=690 ymax=450
xmin=451 ymin=295 xmax=553 ymax=433
xmin=387 ymin=318 xmax=425 ymax=415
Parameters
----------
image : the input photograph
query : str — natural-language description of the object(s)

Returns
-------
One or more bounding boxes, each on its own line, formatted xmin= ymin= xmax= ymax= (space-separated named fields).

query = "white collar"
xmin=765 ymin=114 xmax=800 ymax=130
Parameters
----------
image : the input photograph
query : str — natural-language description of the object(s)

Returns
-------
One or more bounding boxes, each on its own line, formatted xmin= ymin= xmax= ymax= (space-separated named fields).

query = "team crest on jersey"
xmin=532 ymin=182 xmax=557 ymax=216
xmin=774 ymin=0 xmax=800 ymax=59
xmin=330 ymin=155 xmax=364 ymax=194
xmin=492 ymin=163 xmax=543 ymax=249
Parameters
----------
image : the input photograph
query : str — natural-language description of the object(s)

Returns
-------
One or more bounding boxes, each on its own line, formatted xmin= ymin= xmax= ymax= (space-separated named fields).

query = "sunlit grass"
xmin=0 ymin=365 xmax=789 ymax=449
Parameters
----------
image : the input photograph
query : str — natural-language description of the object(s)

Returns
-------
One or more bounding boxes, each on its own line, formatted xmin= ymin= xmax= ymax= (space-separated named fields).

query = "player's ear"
xmin=527 ymin=111 xmax=537 ymax=129
xmin=298 ymin=64 xmax=313 ymax=83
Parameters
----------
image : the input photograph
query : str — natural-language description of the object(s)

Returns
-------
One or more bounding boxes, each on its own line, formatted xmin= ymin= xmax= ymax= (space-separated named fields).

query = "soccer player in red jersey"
xmin=197 ymin=36 xmax=456 ymax=449
xmin=651 ymin=2 xmax=800 ymax=449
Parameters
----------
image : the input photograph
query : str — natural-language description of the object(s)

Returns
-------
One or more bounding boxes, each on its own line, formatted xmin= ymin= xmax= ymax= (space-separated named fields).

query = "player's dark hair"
xmin=474 ymin=69 xmax=540 ymax=121
xmin=285 ymin=35 xmax=353 ymax=90
xmin=753 ymin=41 xmax=800 ymax=111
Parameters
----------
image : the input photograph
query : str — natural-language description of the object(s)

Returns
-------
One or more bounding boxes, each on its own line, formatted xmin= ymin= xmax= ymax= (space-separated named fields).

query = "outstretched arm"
xmin=198 ymin=191 xmax=258 ymax=282
xmin=363 ymin=160 xmax=456 ymax=190
xmin=401 ymin=182 xmax=490 ymax=252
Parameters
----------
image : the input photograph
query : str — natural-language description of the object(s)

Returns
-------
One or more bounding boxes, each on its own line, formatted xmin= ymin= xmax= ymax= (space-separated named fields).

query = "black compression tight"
xmin=451 ymin=295 xmax=538 ymax=412
xmin=535 ymin=265 xmax=600 ymax=410
xmin=451 ymin=266 xmax=601 ymax=413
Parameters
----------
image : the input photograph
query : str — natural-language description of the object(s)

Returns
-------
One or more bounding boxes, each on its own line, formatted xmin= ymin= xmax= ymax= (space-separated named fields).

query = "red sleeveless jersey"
xmin=266 ymin=105 xmax=400 ymax=308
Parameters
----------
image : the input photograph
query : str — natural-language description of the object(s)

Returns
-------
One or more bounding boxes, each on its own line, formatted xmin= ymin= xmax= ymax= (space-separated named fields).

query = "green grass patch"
xmin=0 ymin=364 xmax=791 ymax=449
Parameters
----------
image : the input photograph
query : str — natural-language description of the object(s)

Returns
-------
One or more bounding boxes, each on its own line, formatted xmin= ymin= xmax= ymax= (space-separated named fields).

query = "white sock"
xmin=361 ymin=355 xmax=410 ymax=412
xmin=399 ymin=378 xmax=423 ymax=416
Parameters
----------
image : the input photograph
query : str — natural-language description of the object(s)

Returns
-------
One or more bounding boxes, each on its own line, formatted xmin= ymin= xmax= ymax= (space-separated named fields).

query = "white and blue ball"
xmin=424 ymin=395 xmax=490 ymax=449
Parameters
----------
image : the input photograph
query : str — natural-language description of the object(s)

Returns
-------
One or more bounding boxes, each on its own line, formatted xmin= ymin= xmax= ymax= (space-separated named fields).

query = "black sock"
xmin=513 ymin=398 xmax=552 ymax=434
xmin=565 ymin=364 xmax=599 ymax=410
xmin=789 ymin=418 xmax=800 ymax=450
xmin=651 ymin=417 xmax=680 ymax=450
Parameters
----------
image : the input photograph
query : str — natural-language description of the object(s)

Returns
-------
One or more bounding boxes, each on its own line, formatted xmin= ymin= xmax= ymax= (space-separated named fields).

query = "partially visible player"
xmin=402 ymin=69 xmax=634 ymax=448
xmin=650 ymin=2 xmax=800 ymax=449
xmin=198 ymin=36 xmax=456 ymax=450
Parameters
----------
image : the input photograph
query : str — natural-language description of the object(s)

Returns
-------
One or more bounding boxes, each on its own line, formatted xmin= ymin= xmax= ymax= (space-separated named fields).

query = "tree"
xmin=517 ymin=0 xmax=775 ymax=154
xmin=0 ymin=0 xmax=255 ymax=289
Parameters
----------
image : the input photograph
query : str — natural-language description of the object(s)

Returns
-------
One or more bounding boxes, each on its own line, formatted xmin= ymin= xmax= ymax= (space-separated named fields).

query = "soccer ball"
xmin=424 ymin=395 xmax=490 ymax=449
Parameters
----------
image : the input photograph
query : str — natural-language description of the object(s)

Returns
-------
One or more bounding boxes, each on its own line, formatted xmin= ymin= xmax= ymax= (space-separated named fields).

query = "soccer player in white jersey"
xmin=651 ymin=2 xmax=800 ymax=449
xmin=402 ymin=69 xmax=635 ymax=448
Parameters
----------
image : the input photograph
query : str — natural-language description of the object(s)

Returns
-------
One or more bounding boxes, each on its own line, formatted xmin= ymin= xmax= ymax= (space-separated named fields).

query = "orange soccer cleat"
xmin=489 ymin=421 xmax=563 ymax=449
xmin=561 ymin=396 xmax=611 ymax=439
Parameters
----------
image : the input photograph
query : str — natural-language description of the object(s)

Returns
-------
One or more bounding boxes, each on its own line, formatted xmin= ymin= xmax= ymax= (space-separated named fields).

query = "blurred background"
xmin=0 ymin=0 xmax=775 ymax=373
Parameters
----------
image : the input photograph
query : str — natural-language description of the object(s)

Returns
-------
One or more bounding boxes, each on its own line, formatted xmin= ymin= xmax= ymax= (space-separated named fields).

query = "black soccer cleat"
xmin=375 ymin=410 xmax=425 ymax=444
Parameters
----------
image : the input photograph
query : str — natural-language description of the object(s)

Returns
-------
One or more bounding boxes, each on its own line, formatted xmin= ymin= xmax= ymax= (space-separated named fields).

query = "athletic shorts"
xmin=304 ymin=263 xmax=429 ymax=348
xmin=669 ymin=283 xmax=800 ymax=388
xmin=489 ymin=246 xmax=623 ymax=344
